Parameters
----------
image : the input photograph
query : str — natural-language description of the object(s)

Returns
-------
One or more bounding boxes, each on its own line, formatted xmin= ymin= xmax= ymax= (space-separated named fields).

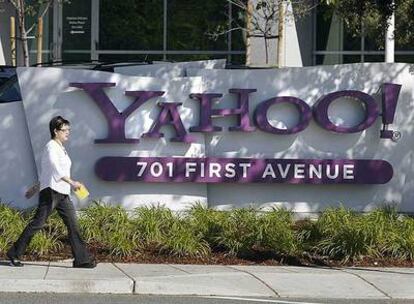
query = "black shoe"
xmin=7 ymin=254 xmax=23 ymax=267
xmin=73 ymin=259 xmax=97 ymax=269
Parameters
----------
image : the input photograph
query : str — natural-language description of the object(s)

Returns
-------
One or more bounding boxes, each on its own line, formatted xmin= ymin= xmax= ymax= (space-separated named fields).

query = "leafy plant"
xmin=187 ymin=202 xmax=225 ymax=248
xmin=216 ymin=208 xmax=259 ymax=257
xmin=0 ymin=203 xmax=27 ymax=253
xmin=79 ymin=201 xmax=139 ymax=256
xmin=312 ymin=207 xmax=375 ymax=262
xmin=132 ymin=205 xmax=175 ymax=250
xmin=45 ymin=211 xmax=67 ymax=239
xmin=27 ymin=230 xmax=62 ymax=256
xmin=392 ymin=218 xmax=414 ymax=260
xmin=1 ymin=201 xmax=413 ymax=264
xmin=161 ymin=219 xmax=210 ymax=257
xmin=258 ymin=208 xmax=298 ymax=255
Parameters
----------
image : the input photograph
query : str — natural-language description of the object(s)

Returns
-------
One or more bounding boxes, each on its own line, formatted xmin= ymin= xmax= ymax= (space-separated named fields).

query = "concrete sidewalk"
xmin=0 ymin=261 xmax=414 ymax=299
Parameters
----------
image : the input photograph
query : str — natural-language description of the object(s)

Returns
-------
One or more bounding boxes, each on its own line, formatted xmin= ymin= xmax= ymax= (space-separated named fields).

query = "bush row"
xmin=0 ymin=202 xmax=413 ymax=263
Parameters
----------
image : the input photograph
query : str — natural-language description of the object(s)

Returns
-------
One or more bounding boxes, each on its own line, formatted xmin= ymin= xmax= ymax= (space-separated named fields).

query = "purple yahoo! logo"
xmin=69 ymin=82 xmax=401 ymax=144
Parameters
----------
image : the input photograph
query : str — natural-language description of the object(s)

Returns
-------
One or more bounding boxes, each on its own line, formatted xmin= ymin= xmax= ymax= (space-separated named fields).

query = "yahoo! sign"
xmin=69 ymin=82 xmax=401 ymax=185
xmin=70 ymin=82 xmax=401 ymax=143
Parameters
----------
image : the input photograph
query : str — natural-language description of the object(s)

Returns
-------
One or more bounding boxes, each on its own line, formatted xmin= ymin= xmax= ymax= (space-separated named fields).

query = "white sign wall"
xmin=187 ymin=63 xmax=414 ymax=212
xmin=114 ymin=59 xmax=227 ymax=79
xmin=18 ymin=68 xmax=207 ymax=210
xmin=0 ymin=101 xmax=37 ymax=209
xmin=2 ymin=63 xmax=412 ymax=214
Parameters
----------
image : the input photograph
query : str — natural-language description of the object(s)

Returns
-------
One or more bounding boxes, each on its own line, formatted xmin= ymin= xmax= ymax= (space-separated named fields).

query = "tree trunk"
xmin=17 ymin=0 xmax=29 ymax=66
xmin=277 ymin=0 xmax=286 ymax=67
xmin=245 ymin=0 xmax=253 ymax=66
xmin=21 ymin=31 xmax=29 ymax=67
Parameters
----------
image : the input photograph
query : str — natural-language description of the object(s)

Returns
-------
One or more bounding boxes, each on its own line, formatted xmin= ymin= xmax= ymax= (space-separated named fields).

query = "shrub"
xmin=296 ymin=218 xmax=321 ymax=250
xmin=216 ymin=208 xmax=259 ymax=257
xmin=0 ymin=204 xmax=65 ymax=256
xmin=79 ymin=201 xmax=138 ymax=256
xmin=0 ymin=203 xmax=26 ymax=253
xmin=132 ymin=205 xmax=175 ymax=250
xmin=78 ymin=201 xmax=114 ymax=242
xmin=46 ymin=211 xmax=67 ymax=239
xmin=258 ymin=208 xmax=298 ymax=255
xmin=161 ymin=218 xmax=210 ymax=257
xmin=1 ymin=201 xmax=413 ymax=264
xmin=312 ymin=207 xmax=377 ymax=262
xmin=27 ymin=230 xmax=63 ymax=256
xmin=383 ymin=217 xmax=414 ymax=260
xmin=363 ymin=205 xmax=400 ymax=255
xmin=187 ymin=203 xmax=226 ymax=248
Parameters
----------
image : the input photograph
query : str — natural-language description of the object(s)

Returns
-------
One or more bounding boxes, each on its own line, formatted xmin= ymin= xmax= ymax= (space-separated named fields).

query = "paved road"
xmin=0 ymin=294 xmax=411 ymax=304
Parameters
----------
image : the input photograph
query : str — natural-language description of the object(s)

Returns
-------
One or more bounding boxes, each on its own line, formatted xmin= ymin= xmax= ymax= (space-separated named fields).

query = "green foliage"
xmin=215 ymin=207 xmax=298 ymax=257
xmin=306 ymin=205 xmax=414 ymax=263
xmin=0 ymin=204 xmax=64 ymax=255
xmin=187 ymin=203 xmax=226 ymax=248
xmin=258 ymin=208 xmax=297 ymax=255
xmin=100 ymin=0 xmax=164 ymax=50
xmin=46 ymin=211 xmax=67 ymax=238
xmin=322 ymin=0 xmax=414 ymax=49
xmin=388 ymin=218 xmax=414 ymax=260
xmin=27 ymin=230 xmax=62 ymax=256
xmin=316 ymin=221 xmax=376 ymax=263
xmin=216 ymin=208 xmax=259 ymax=256
xmin=312 ymin=207 xmax=377 ymax=262
xmin=27 ymin=209 xmax=64 ymax=256
xmin=0 ymin=204 xmax=26 ymax=252
xmin=364 ymin=205 xmax=400 ymax=251
xmin=79 ymin=201 xmax=138 ymax=256
xmin=132 ymin=205 xmax=175 ymax=249
xmin=132 ymin=205 xmax=211 ymax=257
xmin=161 ymin=219 xmax=210 ymax=257
xmin=1 ymin=201 xmax=413 ymax=263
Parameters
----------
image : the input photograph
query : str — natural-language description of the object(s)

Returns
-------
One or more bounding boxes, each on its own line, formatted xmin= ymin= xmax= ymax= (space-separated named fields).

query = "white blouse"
xmin=39 ymin=140 xmax=72 ymax=195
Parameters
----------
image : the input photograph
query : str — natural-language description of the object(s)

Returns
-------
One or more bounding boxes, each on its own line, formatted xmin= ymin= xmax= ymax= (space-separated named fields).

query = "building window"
xmin=98 ymin=0 xmax=245 ymax=64
xmin=99 ymin=0 xmax=164 ymax=51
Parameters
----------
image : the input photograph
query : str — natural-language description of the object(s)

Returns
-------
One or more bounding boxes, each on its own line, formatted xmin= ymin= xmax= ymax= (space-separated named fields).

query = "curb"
xmin=0 ymin=278 xmax=133 ymax=294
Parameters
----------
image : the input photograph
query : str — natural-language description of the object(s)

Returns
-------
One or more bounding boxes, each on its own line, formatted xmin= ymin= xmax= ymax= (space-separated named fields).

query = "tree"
xmin=210 ymin=0 xmax=315 ymax=66
xmin=8 ymin=0 xmax=58 ymax=66
xmin=322 ymin=0 xmax=394 ymax=36
xmin=321 ymin=0 xmax=414 ymax=51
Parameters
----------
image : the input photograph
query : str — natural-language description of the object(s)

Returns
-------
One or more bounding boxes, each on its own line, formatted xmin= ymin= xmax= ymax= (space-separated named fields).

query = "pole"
xmin=277 ymin=0 xmax=286 ymax=67
xmin=37 ymin=17 xmax=43 ymax=65
xmin=0 ymin=34 xmax=5 ymax=65
xmin=10 ymin=16 xmax=16 ymax=66
xmin=385 ymin=1 xmax=395 ymax=63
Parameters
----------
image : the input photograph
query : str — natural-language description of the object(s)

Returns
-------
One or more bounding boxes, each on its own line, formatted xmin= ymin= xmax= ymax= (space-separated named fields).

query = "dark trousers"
xmin=7 ymin=187 xmax=92 ymax=264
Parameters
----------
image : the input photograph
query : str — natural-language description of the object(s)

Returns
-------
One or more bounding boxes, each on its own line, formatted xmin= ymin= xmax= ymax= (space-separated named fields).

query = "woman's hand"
xmin=61 ymin=177 xmax=84 ymax=191
xmin=25 ymin=182 xmax=40 ymax=199
xmin=71 ymin=180 xmax=83 ymax=191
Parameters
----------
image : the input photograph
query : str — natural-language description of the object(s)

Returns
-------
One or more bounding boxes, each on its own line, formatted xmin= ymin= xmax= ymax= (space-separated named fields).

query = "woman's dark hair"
xmin=49 ymin=116 xmax=70 ymax=139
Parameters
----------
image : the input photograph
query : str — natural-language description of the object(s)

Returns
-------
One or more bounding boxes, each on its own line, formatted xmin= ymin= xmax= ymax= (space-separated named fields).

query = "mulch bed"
xmin=2 ymin=243 xmax=414 ymax=267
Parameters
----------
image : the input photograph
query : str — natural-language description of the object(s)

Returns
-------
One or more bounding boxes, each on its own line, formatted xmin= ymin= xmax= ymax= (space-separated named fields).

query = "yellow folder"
xmin=74 ymin=184 xmax=89 ymax=200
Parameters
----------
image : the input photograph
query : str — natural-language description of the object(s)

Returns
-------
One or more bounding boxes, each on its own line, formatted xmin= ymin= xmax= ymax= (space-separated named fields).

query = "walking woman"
xmin=7 ymin=116 xmax=96 ymax=268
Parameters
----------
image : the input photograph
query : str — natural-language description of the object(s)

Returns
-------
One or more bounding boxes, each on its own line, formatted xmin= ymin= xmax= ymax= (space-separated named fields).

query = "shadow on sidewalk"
xmin=341 ymin=267 xmax=414 ymax=275
xmin=0 ymin=260 xmax=71 ymax=268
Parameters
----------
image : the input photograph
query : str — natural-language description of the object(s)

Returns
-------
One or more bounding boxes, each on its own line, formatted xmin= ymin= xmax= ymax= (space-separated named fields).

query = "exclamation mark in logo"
xmin=380 ymin=83 xmax=401 ymax=141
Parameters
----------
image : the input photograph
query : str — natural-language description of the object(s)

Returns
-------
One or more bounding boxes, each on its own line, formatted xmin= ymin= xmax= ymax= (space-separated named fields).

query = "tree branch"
xmin=26 ymin=0 xmax=52 ymax=35
xmin=207 ymin=26 xmax=249 ymax=40
xmin=7 ymin=0 xmax=19 ymax=10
